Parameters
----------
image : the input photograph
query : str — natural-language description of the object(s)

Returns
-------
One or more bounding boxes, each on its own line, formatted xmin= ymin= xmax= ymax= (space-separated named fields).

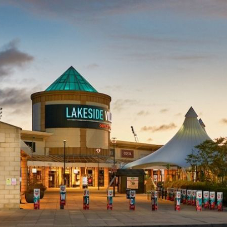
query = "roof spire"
xmin=199 ymin=118 xmax=206 ymax=128
xmin=45 ymin=66 xmax=97 ymax=92
xmin=185 ymin=107 xmax=198 ymax=118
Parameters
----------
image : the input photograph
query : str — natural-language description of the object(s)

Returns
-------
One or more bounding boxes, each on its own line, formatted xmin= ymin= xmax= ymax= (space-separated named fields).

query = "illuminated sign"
xmin=45 ymin=104 xmax=111 ymax=131
xmin=66 ymin=106 xmax=111 ymax=122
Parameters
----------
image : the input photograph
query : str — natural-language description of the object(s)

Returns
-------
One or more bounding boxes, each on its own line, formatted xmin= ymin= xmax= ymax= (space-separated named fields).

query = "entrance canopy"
xmin=124 ymin=107 xmax=212 ymax=169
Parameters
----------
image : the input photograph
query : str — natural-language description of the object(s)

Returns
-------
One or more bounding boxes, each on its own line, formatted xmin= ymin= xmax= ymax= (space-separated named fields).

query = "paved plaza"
xmin=0 ymin=189 xmax=226 ymax=227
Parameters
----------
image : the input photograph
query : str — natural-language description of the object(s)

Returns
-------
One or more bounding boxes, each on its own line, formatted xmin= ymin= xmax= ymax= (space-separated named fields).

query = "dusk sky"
xmin=0 ymin=0 xmax=227 ymax=145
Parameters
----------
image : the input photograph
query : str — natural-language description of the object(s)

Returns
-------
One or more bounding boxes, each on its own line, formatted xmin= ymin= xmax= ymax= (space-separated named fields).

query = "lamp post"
xmin=111 ymin=137 xmax=117 ymax=197
xmin=96 ymin=148 xmax=101 ymax=190
xmin=0 ymin=107 xmax=2 ymax=120
xmin=63 ymin=140 xmax=66 ymax=185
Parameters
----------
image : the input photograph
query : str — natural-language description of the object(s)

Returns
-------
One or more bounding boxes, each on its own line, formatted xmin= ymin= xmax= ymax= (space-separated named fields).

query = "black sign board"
xmin=45 ymin=104 xmax=111 ymax=131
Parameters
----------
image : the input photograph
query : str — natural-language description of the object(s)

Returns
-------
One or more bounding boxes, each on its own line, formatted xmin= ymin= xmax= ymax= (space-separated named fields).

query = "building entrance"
xmin=65 ymin=173 xmax=70 ymax=187
xmin=99 ymin=169 xmax=104 ymax=187
xmin=49 ymin=171 xmax=56 ymax=188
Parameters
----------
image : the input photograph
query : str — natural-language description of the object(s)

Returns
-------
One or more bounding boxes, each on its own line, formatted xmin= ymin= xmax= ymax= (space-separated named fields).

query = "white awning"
xmin=124 ymin=107 xmax=212 ymax=169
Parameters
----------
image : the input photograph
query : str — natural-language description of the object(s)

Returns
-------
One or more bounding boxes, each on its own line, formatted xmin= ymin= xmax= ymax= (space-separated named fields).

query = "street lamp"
xmin=111 ymin=137 xmax=117 ymax=197
xmin=0 ymin=108 xmax=2 ymax=120
xmin=96 ymin=148 xmax=101 ymax=190
xmin=63 ymin=140 xmax=66 ymax=186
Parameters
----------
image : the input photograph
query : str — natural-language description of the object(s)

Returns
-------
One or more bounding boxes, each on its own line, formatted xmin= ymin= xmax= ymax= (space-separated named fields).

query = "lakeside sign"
xmin=45 ymin=104 xmax=112 ymax=131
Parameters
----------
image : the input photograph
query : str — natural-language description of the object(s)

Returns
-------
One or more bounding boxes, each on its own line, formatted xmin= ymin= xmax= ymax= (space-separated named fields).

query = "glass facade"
xmin=45 ymin=66 xmax=98 ymax=92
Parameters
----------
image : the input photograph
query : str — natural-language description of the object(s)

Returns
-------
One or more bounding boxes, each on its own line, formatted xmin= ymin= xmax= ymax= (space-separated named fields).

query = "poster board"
xmin=127 ymin=177 xmax=139 ymax=189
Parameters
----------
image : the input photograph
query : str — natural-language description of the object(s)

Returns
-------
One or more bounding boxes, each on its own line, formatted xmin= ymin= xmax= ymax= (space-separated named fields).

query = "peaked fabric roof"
xmin=124 ymin=107 xmax=212 ymax=168
xmin=45 ymin=66 xmax=98 ymax=92
xmin=199 ymin=118 xmax=206 ymax=128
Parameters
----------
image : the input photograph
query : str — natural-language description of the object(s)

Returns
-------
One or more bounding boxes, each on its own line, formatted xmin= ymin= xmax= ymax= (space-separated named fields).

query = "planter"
xmin=25 ymin=190 xmax=45 ymax=203
xmin=25 ymin=192 xmax=34 ymax=203
xmin=40 ymin=190 xmax=44 ymax=199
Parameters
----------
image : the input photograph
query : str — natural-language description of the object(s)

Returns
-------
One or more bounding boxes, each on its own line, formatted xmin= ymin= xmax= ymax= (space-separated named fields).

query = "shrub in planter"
xmin=25 ymin=183 xmax=47 ymax=203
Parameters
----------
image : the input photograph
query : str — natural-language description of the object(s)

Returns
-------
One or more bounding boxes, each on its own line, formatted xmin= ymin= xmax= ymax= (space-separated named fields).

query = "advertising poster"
xmin=210 ymin=191 xmax=215 ymax=209
xmin=196 ymin=191 xmax=202 ymax=211
xmin=6 ymin=178 xmax=11 ymax=186
xmin=82 ymin=176 xmax=88 ymax=186
xmin=192 ymin=190 xmax=196 ymax=205
xmin=175 ymin=191 xmax=181 ymax=211
xmin=187 ymin=190 xmax=192 ymax=205
xmin=108 ymin=190 xmax=113 ymax=197
xmin=127 ymin=177 xmax=139 ymax=189
xmin=203 ymin=191 xmax=209 ymax=208
xmin=11 ymin=178 xmax=16 ymax=186
xmin=217 ymin=192 xmax=223 ymax=211
xmin=182 ymin=189 xmax=186 ymax=204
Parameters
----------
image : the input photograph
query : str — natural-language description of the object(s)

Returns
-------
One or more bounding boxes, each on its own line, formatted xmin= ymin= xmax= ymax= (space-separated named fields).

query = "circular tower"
xmin=31 ymin=66 xmax=111 ymax=156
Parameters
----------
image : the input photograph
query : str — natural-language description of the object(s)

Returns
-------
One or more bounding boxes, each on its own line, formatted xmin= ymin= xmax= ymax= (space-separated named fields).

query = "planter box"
xmin=25 ymin=190 xmax=45 ymax=203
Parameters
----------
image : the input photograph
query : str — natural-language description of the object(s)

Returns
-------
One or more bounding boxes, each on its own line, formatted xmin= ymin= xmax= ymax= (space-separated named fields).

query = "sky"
xmin=0 ymin=0 xmax=227 ymax=145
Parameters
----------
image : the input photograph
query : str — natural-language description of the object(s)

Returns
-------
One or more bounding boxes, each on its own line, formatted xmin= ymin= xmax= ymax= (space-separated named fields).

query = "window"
xmin=25 ymin=141 xmax=36 ymax=152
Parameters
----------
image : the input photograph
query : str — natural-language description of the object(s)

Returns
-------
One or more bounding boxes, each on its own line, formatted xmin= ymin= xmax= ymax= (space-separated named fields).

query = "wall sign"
xmin=6 ymin=178 xmax=11 ymax=186
xmin=121 ymin=150 xmax=134 ymax=158
xmin=127 ymin=177 xmax=138 ymax=189
xmin=45 ymin=104 xmax=112 ymax=131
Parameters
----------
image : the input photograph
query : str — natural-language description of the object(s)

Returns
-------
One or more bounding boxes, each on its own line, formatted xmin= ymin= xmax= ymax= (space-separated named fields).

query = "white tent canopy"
xmin=124 ymin=107 xmax=212 ymax=169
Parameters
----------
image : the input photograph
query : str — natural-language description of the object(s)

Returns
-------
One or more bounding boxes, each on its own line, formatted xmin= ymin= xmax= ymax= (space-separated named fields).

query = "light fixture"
xmin=32 ymin=168 xmax=37 ymax=173
xmin=74 ymin=169 xmax=79 ymax=174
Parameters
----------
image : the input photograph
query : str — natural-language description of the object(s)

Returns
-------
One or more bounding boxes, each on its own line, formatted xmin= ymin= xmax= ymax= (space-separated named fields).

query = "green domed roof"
xmin=45 ymin=66 xmax=98 ymax=92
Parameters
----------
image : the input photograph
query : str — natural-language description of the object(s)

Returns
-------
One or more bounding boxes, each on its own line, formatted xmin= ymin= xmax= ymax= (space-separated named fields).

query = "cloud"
xmin=0 ymin=85 xmax=42 ymax=110
xmin=6 ymin=0 xmax=227 ymax=22
xmin=137 ymin=111 xmax=150 ymax=116
xmin=175 ymin=113 xmax=182 ymax=116
xmin=112 ymin=99 xmax=138 ymax=112
xmin=0 ymin=87 xmax=30 ymax=108
xmin=141 ymin=123 xmax=177 ymax=132
xmin=220 ymin=119 xmax=227 ymax=124
xmin=86 ymin=63 xmax=99 ymax=70
xmin=147 ymin=138 xmax=153 ymax=142
xmin=160 ymin=108 xmax=169 ymax=113
xmin=171 ymin=55 xmax=213 ymax=61
xmin=102 ymin=85 xmax=122 ymax=92
xmin=0 ymin=40 xmax=34 ymax=78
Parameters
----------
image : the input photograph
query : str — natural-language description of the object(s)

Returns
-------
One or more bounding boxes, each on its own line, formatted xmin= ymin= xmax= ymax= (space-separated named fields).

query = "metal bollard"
xmin=187 ymin=190 xmax=192 ymax=205
xmin=203 ymin=191 xmax=209 ymax=209
xmin=196 ymin=191 xmax=202 ymax=211
xmin=151 ymin=191 xmax=158 ymax=211
xmin=181 ymin=189 xmax=186 ymax=204
xmin=107 ymin=190 xmax=113 ymax=210
xmin=129 ymin=190 xmax=136 ymax=210
xmin=83 ymin=189 xmax=89 ymax=210
xmin=167 ymin=188 xmax=170 ymax=200
xmin=191 ymin=190 xmax=196 ymax=206
xmin=175 ymin=191 xmax=181 ymax=211
xmin=217 ymin=192 xmax=223 ymax=211
xmin=146 ymin=191 xmax=149 ymax=200
xmin=60 ymin=185 xmax=66 ymax=209
xmin=209 ymin=191 xmax=215 ymax=210
xmin=34 ymin=189 xmax=40 ymax=210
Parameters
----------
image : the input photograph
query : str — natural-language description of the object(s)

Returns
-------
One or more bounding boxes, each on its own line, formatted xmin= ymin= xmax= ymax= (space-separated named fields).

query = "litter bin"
xmin=126 ymin=189 xmax=131 ymax=199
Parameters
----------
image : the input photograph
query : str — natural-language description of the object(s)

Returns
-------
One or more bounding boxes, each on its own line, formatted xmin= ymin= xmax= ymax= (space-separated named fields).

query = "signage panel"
xmin=121 ymin=150 xmax=134 ymax=158
xmin=127 ymin=177 xmax=139 ymax=189
xmin=45 ymin=104 xmax=111 ymax=131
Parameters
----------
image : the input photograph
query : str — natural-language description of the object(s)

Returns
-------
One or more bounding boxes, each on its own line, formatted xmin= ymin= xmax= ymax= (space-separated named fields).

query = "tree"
xmin=186 ymin=137 xmax=227 ymax=184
